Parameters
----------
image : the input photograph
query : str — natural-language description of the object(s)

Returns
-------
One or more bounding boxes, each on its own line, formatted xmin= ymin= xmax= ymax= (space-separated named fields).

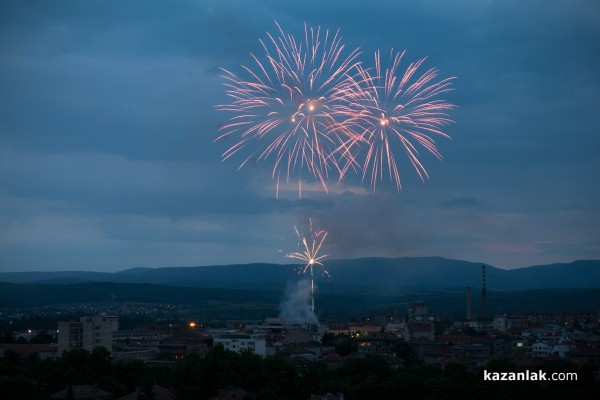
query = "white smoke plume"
xmin=279 ymin=279 xmax=318 ymax=324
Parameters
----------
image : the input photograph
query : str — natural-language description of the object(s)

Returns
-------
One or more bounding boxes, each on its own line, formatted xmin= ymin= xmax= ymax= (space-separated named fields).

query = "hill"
xmin=1 ymin=257 xmax=599 ymax=290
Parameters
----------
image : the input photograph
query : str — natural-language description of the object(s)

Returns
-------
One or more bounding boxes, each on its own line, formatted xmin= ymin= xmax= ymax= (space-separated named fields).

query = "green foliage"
xmin=0 ymin=376 xmax=39 ymax=400
xmin=29 ymin=331 xmax=53 ymax=344
xmin=2 ymin=344 xmax=600 ymax=399
xmin=393 ymin=341 xmax=418 ymax=366
xmin=3 ymin=282 xmax=600 ymax=320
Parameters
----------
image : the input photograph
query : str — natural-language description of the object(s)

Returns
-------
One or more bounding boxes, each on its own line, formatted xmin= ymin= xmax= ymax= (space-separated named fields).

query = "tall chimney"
xmin=466 ymin=286 xmax=472 ymax=320
xmin=481 ymin=265 xmax=487 ymax=319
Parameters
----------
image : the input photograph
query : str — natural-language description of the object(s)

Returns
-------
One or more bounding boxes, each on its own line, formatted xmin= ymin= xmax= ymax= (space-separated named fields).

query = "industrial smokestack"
xmin=466 ymin=286 xmax=472 ymax=320
xmin=481 ymin=265 xmax=487 ymax=319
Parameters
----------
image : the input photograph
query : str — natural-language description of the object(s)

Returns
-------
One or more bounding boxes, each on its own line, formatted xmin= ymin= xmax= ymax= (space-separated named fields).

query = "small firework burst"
xmin=286 ymin=219 xmax=329 ymax=312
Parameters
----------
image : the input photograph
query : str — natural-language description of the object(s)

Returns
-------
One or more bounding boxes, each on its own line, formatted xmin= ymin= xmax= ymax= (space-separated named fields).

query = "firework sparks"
xmin=345 ymin=49 xmax=456 ymax=191
xmin=286 ymin=219 xmax=329 ymax=312
xmin=217 ymin=24 xmax=456 ymax=194
xmin=216 ymin=22 xmax=362 ymax=197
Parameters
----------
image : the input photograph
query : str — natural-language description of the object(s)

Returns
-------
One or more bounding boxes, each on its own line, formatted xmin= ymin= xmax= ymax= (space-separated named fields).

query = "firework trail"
xmin=286 ymin=219 xmax=329 ymax=312
xmin=216 ymin=22 xmax=362 ymax=197
xmin=344 ymin=49 xmax=456 ymax=191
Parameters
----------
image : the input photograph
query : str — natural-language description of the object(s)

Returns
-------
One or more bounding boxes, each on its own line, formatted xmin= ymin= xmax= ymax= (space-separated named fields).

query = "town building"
xmin=349 ymin=321 xmax=381 ymax=337
xmin=57 ymin=316 xmax=119 ymax=354
xmin=213 ymin=334 xmax=266 ymax=357
xmin=403 ymin=322 xmax=434 ymax=341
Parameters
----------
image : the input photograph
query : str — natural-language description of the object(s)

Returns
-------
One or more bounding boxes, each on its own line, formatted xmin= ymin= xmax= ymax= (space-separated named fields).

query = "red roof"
xmin=277 ymin=344 xmax=313 ymax=355
xmin=50 ymin=385 xmax=112 ymax=399
xmin=327 ymin=324 xmax=350 ymax=330
xmin=319 ymin=353 xmax=342 ymax=362
xmin=423 ymin=346 xmax=452 ymax=357
xmin=209 ymin=388 xmax=249 ymax=400
xmin=349 ymin=322 xmax=380 ymax=329
xmin=385 ymin=355 xmax=405 ymax=365
xmin=1 ymin=343 xmax=55 ymax=354
xmin=435 ymin=335 xmax=494 ymax=344
xmin=116 ymin=386 xmax=177 ymax=400
xmin=435 ymin=354 xmax=470 ymax=366
xmin=406 ymin=323 xmax=432 ymax=333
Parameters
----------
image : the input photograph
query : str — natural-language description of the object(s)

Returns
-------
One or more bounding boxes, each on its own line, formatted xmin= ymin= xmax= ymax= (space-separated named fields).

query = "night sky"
xmin=1 ymin=0 xmax=599 ymax=272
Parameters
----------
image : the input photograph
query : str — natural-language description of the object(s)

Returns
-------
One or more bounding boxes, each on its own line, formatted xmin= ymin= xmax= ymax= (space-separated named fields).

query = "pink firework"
xmin=216 ymin=22 xmax=362 ymax=197
xmin=345 ymin=50 xmax=456 ymax=191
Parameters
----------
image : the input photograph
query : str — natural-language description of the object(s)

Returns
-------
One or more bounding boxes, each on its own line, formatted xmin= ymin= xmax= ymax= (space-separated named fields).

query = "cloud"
xmin=0 ymin=147 xmax=311 ymax=217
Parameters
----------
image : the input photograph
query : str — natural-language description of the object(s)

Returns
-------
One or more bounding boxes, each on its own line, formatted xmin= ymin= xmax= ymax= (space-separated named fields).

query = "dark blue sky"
xmin=1 ymin=0 xmax=599 ymax=272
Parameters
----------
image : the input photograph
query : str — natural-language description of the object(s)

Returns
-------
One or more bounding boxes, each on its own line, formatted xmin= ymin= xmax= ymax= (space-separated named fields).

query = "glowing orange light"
xmin=189 ymin=321 xmax=197 ymax=328
xmin=380 ymin=113 xmax=388 ymax=126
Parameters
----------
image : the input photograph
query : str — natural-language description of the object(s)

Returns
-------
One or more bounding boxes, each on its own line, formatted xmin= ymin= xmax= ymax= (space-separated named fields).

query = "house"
xmin=423 ymin=345 xmax=453 ymax=364
xmin=284 ymin=328 xmax=312 ymax=344
xmin=327 ymin=324 xmax=350 ymax=336
xmin=567 ymin=347 xmax=600 ymax=366
xmin=319 ymin=352 xmax=343 ymax=369
xmin=404 ymin=322 xmax=434 ymax=341
xmin=309 ymin=393 xmax=344 ymax=400
xmin=112 ymin=347 xmax=158 ymax=362
xmin=277 ymin=343 xmax=318 ymax=362
xmin=435 ymin=354 xmax=474 ymax=369
xmin=349 ymin=321 xmax=381 ymax=337
xmin=0 ymin=343 xmax=57 ymax=360
xmin=50 ymin=385 xmax=112 ymax=400
xmin=355 ymin=333 xmax=404 ymax=356
xmin=213 ymin=334 xmax=266 ymax=357
xmin=117 ymin=385 xmax=176 ymax=400
xmin=385 ymin=355 xmax=405 ymax=370
xmin=209 ymin=388 xmax=249 ymax=400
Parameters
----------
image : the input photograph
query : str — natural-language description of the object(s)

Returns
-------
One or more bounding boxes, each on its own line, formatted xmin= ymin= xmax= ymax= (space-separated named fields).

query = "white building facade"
xmin=213 ymin=334 xmax=266 ymax=357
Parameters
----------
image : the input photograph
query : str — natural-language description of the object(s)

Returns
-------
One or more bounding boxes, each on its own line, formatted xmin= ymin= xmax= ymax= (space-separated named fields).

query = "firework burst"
xmin=286 ymin=219 xmax=329 ymax=312
xmin=345 ymin=49 xmax=456 ymax=191
xmin=216 ymin=22 xmax=362 ymax=197
xmin=217 ymin=23 xmax=456 ymax=194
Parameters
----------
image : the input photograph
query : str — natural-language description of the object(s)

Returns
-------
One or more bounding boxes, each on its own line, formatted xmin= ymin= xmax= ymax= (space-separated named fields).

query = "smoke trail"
xmin=279 ymin=279 xmax=318 ymax=324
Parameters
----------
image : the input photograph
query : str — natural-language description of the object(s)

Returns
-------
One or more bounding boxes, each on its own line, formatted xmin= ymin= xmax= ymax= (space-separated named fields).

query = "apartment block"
xmin=57 ymin=316 xmax=119 ymax=354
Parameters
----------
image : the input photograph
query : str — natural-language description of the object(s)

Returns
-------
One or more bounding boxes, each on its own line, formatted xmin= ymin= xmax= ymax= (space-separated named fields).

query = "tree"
xmin=393 ymin=341 xmax=418 ymax=366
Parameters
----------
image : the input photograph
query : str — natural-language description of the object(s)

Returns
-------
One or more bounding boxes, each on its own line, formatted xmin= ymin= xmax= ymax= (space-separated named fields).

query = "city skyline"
xmin=1 ymin=0 xmax=599 ymax=272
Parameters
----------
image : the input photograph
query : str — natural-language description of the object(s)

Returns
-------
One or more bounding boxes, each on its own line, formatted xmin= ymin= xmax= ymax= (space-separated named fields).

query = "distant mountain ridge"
xmin=1 ymin=257 xmax=599 ymax=290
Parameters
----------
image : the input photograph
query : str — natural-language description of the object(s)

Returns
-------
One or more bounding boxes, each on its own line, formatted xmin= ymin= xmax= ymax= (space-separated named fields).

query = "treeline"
xmin=0 ymin=282 xmax=281 ymax=308
xmin=2 ymin=282 xmax=600 ymax=320
xmin=1 ymin=346 xmax=599 ymax=400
